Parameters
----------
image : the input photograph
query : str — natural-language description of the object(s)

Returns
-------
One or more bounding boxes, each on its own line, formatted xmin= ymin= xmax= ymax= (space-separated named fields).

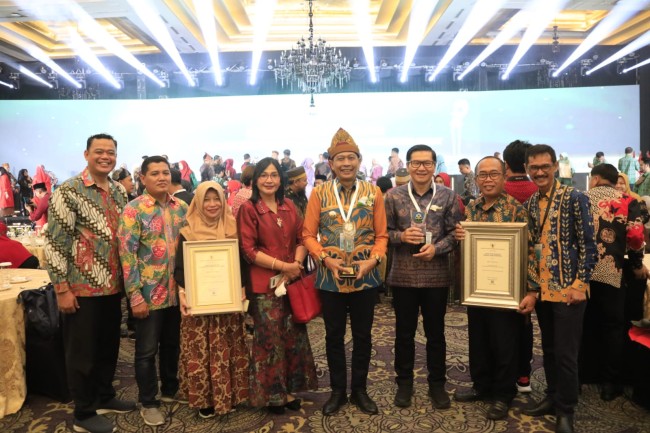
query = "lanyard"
xmin=333 ymin=180 xmax=360 ymax=223
xmin=407 ymin=180 xmax=436 ymax=214
xmin=537 ymin=181 xmax=557 ymax=242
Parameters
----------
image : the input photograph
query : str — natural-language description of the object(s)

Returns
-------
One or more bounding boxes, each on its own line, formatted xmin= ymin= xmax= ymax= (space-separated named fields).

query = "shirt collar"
xmin=254 ymin=198 xmax=290 ymax=214
xmin=81 ymin=167 xmax=117 ymax=191
xmin=475 ymin=193 xmax=506 ymax=211
xmin=539 ymin=180 xmax=560 ymax=200
xmin=141 ymin=190 xmax=178 ymax=207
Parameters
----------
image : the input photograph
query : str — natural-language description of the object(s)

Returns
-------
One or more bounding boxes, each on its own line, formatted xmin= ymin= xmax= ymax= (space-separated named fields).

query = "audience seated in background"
xmin=0 ymin=222 xmax=40 ymax=268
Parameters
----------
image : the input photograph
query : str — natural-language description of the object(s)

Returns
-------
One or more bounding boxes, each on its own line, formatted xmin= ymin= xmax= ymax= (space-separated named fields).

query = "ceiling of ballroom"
xmin=0 ymin=0 xmax=649 ymax=63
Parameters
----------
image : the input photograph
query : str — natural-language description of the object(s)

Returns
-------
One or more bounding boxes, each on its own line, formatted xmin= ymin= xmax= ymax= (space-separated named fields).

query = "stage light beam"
xmin=458 ymin=11 xmax=530 ymax=80
xmin=247 ymin=0 xmax=276 ymax=86
xmin=126 ymin=0 xmax=195 ymax=86
xmin=400 ymin=0 xmax=439 ymax=83
xmin=68 ymin=28 xmax=122 ymax=89
xmin=587 ymin=30 xmax=650 ymax=75
xmin=501 ymin=0 xmax=569 ymax=80
xmin=429 ymin=0 xmax=507 ymax=81
xmin=352 ymin=0 xmax=378 ymax=83
xmin=553 ymin=0 xmax=650 ymax=77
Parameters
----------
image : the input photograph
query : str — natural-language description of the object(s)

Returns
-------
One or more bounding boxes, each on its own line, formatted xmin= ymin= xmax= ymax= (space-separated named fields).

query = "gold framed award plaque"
xmin=182 ymin=239 xmax=243 ymax=315
xmin=460 ymin=222 xmax=528 ymax=310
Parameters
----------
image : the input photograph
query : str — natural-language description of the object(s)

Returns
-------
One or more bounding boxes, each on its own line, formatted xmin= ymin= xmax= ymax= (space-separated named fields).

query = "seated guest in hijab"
xmin=174 ymin=181 xmax=249 ymax=419
xmin=0 ymin=222 xmax=40 ymax=268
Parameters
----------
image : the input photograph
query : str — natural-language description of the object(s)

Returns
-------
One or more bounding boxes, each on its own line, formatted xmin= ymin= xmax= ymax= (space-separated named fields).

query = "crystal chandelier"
xmin=274 ymin=0 xmax=351 ymax=95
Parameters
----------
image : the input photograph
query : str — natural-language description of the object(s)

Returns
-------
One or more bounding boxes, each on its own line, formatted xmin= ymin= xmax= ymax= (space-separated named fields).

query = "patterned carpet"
xmin=2 ymin=297 xmax=649 ymax=433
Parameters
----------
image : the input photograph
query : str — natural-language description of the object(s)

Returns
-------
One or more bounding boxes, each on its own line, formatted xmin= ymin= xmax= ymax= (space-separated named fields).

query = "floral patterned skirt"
xmin=249 ymin=293 xmax=318 ymax=407
xmin=179 ymin=313 xmax=249 ymax=413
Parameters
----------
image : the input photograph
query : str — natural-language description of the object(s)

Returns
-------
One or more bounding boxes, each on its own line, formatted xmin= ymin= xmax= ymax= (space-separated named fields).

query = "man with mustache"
xmin=118 ymin=156 xmax=188 ymax=427
xmin=522 ymin=144 xmax=597 ymax=433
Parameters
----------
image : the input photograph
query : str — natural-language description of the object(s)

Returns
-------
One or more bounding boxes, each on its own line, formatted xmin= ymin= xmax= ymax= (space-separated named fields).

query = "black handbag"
xmin=17 ymin=283 xmax=60 ymax=338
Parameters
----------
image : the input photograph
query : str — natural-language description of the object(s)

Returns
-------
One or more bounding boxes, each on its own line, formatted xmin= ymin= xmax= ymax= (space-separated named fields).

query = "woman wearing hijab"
xmin=177 ymin=160 xmax=198 ymax=191
xmin=237 ymin=157 xmax=318 ymax=414
xmin=435 ymin=173 xmax=465 ymax=215
xmin=174 ymin=181 xmax=249 ymax=419
xmin=224 ymin=159 xmax=236 ymax=180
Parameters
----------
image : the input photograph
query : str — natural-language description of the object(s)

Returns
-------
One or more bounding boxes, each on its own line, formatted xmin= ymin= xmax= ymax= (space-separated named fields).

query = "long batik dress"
xmin=175 ymin=235 xmax=250 ymax=414
xmin=237 ymin=198 xmax=318 ymax=407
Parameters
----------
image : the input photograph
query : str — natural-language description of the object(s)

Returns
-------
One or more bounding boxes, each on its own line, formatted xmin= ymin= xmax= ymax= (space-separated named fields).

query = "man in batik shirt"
xmin=384 ymin=144 xmax=461 ymax=411
xmin=522 ymin=144 xmax=596 ymax=433
xmin=303 ymin=128 xmax=388 ymax=416
xmin=581 ymin=163 xmax=646 ymax=401
xmin=118 ymin=156 xmax=188 ymax=427
xmin=453 ymin=156 xmax=538 ymax=420
xmin=46 ymin=133 xmax=135 ymax=433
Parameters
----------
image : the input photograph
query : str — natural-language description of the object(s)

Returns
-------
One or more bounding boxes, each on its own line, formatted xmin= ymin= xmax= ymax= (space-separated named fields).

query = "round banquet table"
xmin=0 ymin=269 xmax=50 ymax=418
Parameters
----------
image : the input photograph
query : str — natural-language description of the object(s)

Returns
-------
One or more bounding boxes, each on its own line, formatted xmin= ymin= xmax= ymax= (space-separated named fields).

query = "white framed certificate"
xmin=182 ymin=239 xmax=243 ymax=315
xmin=460 ymin=222 xmax=528 ymax=310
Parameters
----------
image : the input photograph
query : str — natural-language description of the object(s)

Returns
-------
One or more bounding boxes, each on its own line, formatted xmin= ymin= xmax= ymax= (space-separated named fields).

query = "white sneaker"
xmin=140 ymin=407 xmax=165 ymax=426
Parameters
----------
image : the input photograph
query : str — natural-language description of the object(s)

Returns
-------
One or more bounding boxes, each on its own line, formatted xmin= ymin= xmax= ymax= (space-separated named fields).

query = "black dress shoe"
xmin=454 ymin=388 xmax=487 ymax=403
xmin=556 ymin=414 xmax=574 ymax=433
xmin=522 ymin=397 xmax=555 ymax=417
xmin=394 ymin=385 xmax=413 ymax=408
xmin=285 ymin=398 xmax=302 ymax=411
xmin=600 ymin=383 xmax=623 ymax=402
xmin=322 ymin=390 xmax=348 ymax=416
xmin=350 ymin=390 xmax=379 ymax=415
xmin=268 ymin=405 xmax=285 ymax=415
xmin=429 ymin=385 xmax=451 ymax=409
xmin=486 ymin=400 xmax=509 ymax=420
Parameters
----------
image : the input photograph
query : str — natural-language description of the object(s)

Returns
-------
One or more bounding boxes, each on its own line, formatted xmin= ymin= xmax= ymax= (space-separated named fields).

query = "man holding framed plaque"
xmin=303 ymin=128 xmax=388 ymax=416
xmin=384 ymin=144 xmax=462 ymax=410
xmin=453 ymin=156 xmax=538 ymax=420
xmin=522 ymin=145 xmax=596 ymax=433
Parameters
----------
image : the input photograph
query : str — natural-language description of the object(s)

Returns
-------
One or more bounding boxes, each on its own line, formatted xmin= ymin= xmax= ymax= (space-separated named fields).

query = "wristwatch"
xmin=319 ymin=251 xmax=329 ymax=264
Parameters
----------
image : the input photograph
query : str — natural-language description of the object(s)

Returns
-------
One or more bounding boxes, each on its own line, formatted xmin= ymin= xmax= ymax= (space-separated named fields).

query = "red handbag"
xmin=286 ymin=269 xmax=321 ymax=324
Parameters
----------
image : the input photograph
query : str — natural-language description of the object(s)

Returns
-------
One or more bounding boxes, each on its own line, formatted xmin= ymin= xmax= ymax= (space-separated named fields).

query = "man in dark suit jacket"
xmin=169 ymin=169 xmax=194 ymax=205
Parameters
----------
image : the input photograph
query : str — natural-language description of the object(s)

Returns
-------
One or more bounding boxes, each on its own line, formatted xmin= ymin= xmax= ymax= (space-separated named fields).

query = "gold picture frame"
xmin=182 ymin=239 xmax=243 ymax=315
xmin=460 ymin=222 xmax=528 ymax=310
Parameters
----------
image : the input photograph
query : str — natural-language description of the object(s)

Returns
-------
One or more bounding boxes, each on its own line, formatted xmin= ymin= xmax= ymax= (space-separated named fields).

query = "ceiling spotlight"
xmin=39 ymin=66 xmax=46 ymax=74
xmin=352 ymin=58 xmax=360 ymax=68
xmin=380 ymin=58 xmax=388 ymax=68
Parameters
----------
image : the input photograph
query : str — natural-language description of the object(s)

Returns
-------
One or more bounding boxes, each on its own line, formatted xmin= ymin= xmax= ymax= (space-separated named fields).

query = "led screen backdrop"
xmin=0 ymin=85 xmax=639 ymax=180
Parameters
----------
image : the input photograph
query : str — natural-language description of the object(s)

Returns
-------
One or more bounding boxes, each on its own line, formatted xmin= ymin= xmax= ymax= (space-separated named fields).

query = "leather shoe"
xmin=350 ymin=390 xmax=378 ymax=415
xmin=555 ymin=414 xmax=574 ymax=433
xmin=429 ymin=385 xmax=451 ymax=409
xmin=454 ymin=388 xmax=487 ymax=403
xmin=486 ymin=400 xmax=509 ymax=420
xmin=600 ymin=383 xmax=623 ymax=402
xmin=322 ymin=390 xmax=348 ymax=416
xmin=522 ymin=397 xmax=555 ymax=417
xmin=394 ymin=384 xmax=413 ymax=408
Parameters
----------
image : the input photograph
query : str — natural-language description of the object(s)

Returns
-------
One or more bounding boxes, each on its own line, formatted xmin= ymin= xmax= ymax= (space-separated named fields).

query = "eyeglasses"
xmin=476 ymin=171 xmax=503 ymax=181
xmin=259 ymin=172 xmax=280 ymax=180
xmin=408 ymin=160 xmax=435 ymax=169
xmin=527 ymin=164 xmax=554 ymax=173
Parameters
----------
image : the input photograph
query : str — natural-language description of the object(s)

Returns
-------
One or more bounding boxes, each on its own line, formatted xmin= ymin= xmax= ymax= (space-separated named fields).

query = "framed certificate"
xmin=182 ymin=239 xmax=243 ymax=315
xmin=460 ymin=222 xmax=528 ymax=310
